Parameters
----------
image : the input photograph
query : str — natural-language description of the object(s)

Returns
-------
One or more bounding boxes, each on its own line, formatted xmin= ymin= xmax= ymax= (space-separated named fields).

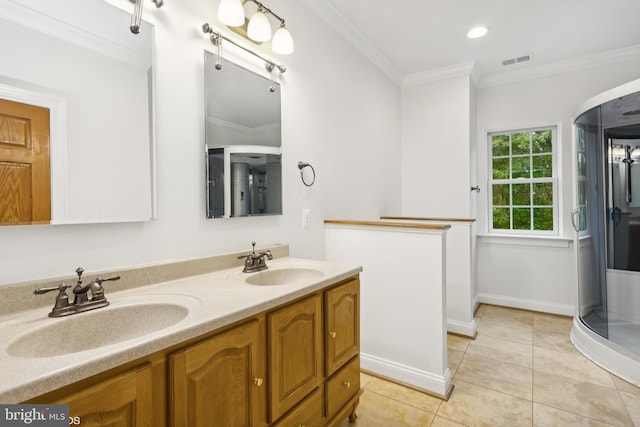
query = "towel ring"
xmin=298 ymin=161 xmax=316 ymax=187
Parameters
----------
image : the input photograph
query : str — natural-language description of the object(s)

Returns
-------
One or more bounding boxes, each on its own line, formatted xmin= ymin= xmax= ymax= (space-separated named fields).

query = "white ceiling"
xmin=302 ymin=0 xmax=640 ymax=85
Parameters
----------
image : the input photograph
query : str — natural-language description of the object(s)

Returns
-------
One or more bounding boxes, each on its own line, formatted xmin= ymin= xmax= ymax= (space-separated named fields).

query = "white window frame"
xmin=488 ymin=125 xmax=560 ymax=236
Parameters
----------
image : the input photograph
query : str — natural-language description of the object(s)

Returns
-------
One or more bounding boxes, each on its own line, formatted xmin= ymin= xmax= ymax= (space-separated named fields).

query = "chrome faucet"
xmin=34 ymin=267 xmax=120 ymax=317
xmin=239 ymin=241 xmax=273 ymax=273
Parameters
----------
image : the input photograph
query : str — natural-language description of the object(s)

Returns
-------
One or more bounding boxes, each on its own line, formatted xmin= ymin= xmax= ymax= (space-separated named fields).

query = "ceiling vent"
xmin=502 ymin=53 xmax=533 ymax=67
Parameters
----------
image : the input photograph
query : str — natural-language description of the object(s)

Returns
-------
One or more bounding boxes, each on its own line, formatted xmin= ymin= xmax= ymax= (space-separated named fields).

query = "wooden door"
xmin=325 ymin=279 xmax=360 ymax=376
xmin=0 ymin=98 xmax=50 ymax=225
xmin=170 ymin=319 xmax=267 ymax=427
xmin=268 ymin=294 xmax=322 ymax=422
xmin=51 ymin=364 xmax=153 ymax=427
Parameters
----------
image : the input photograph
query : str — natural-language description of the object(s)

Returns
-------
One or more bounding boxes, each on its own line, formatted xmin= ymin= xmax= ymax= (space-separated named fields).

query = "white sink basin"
xmin=8 ymin=303 xmax=188 ymax=358
xmin=245 ymin=268 xmax=324 ymax=286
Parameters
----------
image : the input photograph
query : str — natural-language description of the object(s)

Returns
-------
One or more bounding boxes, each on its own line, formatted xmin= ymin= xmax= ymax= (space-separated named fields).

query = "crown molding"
xmin=299 ymin=0 xmax=404 ymax=86
xmin=479 ymin=45 xmax=640 ymax=88
xmin=0 ymin=0 xmax=151 ymax=68
xmin=402 ymin=61 xmax=480 ymax=87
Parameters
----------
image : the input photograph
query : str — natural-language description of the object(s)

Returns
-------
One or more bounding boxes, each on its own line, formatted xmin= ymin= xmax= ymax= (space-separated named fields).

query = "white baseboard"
xmin=360 ymin=352 xmax=451 ymax=397
xmin=446 ymin=318 xmax=477 ymax=338
xmin=478 ymin=292 xmax=574 ymax=316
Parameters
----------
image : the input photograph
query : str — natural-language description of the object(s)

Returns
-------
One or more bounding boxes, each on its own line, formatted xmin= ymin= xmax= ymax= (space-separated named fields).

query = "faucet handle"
xmin=75 ymin=267 xmax=85 ymax=283
xmin=34 ymin=283 xmax=70 ymax=295
xmin=35 ymin=283 xmax=72 ymax=316
xmin=94 ymin=275 xmax=121 ymax=285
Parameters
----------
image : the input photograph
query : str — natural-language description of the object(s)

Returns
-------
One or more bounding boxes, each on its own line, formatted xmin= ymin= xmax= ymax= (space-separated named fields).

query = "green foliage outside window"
xmin=490 ymin=128 xmax=555 ymax=232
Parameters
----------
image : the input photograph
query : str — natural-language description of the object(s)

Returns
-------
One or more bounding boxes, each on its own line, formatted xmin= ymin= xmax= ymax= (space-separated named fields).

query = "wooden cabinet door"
xmin=325 ymin=279 xmax=360 ymax=376
xmin=170 ymin=319 xmax=267 ymax=427
xmin=0 ymin=98 xmax=50 ymax=225
xmin=268 ymin=294 xmax=322 ymax=422
xmin=51 ymin=364 xmax=153 ymax=427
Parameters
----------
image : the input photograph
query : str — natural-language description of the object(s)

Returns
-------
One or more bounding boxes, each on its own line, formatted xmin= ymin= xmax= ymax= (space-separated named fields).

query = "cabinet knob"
xmin=343 ymin=381 xmax=351 ymax=389
xmin=329 ymin=331 xmax=337 ymax=338
xmin=253 ymin=377 xmax=263 ymax=387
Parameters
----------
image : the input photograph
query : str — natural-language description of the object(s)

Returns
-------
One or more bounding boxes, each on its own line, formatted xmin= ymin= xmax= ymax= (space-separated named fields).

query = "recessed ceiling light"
xmin=467 ymin=26 xmax=488 ymax=39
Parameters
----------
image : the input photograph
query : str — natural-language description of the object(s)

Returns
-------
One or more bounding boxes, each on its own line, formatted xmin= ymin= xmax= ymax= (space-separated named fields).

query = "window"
xmin=489 ymin=126 xmax=558 ymax=234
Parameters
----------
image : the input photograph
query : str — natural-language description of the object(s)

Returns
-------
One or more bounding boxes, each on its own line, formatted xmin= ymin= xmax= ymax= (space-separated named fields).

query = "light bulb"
xmin=467 ymin=26 xmax=488 ymax=39
xmin=247 ymin=9 xmax=272 ymax=42
xmin=272 ymin=25 xmax=294 ymax=54
xmin=218 ymin=0 xmax=245 ymax=27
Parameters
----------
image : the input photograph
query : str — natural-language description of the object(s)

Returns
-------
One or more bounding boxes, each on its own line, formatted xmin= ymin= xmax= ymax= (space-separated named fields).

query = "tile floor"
xmin=340 ymin=304 xmax=640 ymax=427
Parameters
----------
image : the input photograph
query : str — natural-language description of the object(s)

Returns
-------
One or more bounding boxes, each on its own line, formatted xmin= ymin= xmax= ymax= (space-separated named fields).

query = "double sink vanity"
xmin=0 ymin=246 xmax=362 ymax=427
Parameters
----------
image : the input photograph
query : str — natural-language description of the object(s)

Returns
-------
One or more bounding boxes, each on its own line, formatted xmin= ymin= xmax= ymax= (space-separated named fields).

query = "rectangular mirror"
xmin=204 ymin=50 xmax=282 ymax=218
xmin=0 ymin=0 xmax=155 ymax=224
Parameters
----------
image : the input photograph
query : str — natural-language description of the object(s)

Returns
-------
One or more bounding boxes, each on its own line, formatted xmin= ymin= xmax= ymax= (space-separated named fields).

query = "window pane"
xmin=533 ymin=182 xmax=553 ymax=205
xmin=493 ymin=184 xmax=510 ymax=205
xmin=512 ymin=156 xmax=530 ymax=178
xmin=492 ymin=134 xmax=510 ymax=157
xmin=488 ymin=126 xmax=556 ymax=235
xmin=493 ymin=208 xmax=510 ymax=229
xmin=532 ymin=130 xmax=552 ymax=153
xmin=578 ymin=181 xmax=586 ymax=205
xmin=532 ymin=154 xmax=553 ymax=178
xmin=577 ymin=152 xmax=586 ymax=176
xmin=533 ymin=208 xmax=554 ymax=230
xmin=512 ymin=133 xmax=530 ymax=155
xmin=492 ymin=158 xmax=510 ymax=179
xmin=577 ymin=127 xmax=586 ymax=152
xmin=513 ymin=208 xmax=531 ymax=230
xmin=512 ymin=184 xmax=530 ymax=205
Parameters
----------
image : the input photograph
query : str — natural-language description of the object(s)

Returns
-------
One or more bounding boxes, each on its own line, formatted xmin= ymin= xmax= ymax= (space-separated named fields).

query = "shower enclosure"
xmin=572 ymin=79 xmax=640 ymax=384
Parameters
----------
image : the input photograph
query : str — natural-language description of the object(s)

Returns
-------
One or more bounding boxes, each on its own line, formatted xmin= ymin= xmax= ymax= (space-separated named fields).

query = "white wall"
xmin=475 ymin=59 xmax=640 ymax=314
xmin=326 ymin=223 xmax=450 ymax=396
xmin=401 ymin=75 xmax=472 ymax=218
xmin=0 ymin=0 xmax=401 ymax=284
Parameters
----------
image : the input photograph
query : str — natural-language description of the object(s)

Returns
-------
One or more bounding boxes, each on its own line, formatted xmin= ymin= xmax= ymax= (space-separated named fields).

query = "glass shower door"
xmin=574 ymin=106 xmax=608 ymax=339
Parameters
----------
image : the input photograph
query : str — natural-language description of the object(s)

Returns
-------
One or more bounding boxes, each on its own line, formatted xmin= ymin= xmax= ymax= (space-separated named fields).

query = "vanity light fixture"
xmin=218 ymin=0 xmax=245 ymax=27
xmin=203 ymin=22 xmax=286 ymax=88
xmin=129 ymin=0 xmax=164 ymax=34
xmin=217 ymin=0 xmax=294 ymax=55
xmin=247 ymin=6 xmax=271 ymax=42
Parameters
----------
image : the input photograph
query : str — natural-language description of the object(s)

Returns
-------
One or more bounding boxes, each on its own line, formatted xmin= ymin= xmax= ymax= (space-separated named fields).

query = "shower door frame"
xmin=573 ymin=106 xmax=609 ymax=339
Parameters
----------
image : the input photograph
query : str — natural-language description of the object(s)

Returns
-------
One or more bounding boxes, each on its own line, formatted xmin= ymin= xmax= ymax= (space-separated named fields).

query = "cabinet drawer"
xmin=325 ymin=356 xmax=360 ymax=417
xmin=273 ymin=387 xmax=323 ymax=427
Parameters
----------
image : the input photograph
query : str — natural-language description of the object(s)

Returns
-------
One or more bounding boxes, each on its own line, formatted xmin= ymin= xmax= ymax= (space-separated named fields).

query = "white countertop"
xmin=0 ymin=257 xmax=362 ymax=403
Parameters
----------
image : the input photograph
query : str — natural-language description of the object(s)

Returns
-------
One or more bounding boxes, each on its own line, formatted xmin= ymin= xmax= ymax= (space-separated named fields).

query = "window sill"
xmin=477 ymin=233 xmax=573 ymax=248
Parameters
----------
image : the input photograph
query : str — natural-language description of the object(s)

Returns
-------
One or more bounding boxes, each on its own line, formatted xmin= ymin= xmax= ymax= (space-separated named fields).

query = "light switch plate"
xmin=302 ymin=209 xmax=311 ymax=227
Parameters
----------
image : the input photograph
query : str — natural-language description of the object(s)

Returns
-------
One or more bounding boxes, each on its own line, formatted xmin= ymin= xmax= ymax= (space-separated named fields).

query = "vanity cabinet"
xmin=50 ymin=364 xmax=154 ymax=427
xmin=325 ymin=279 xmax=359 ymax=376
xmin=324 ymin=278 xmax=361 ymax=423
xmin=23 ymin=275 xmax=361 ymax=427
xmin=170 ymin=318 xmax=268 ymax=427
xmin=268 ymin=294 xmax=323 ymax=422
